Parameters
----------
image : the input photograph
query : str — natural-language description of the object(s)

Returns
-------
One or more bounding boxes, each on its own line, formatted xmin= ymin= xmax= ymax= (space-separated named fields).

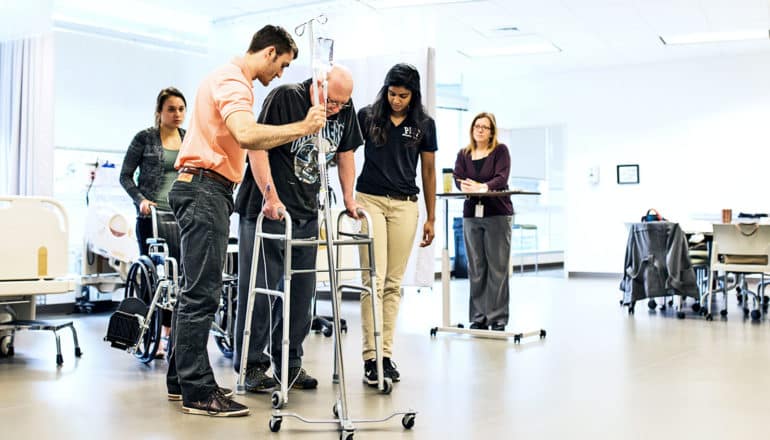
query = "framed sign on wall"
xmin=616 ymin=164 xmax=639 ymax=184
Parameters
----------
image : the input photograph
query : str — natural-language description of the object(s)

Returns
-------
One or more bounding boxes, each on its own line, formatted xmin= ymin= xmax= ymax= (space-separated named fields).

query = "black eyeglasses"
xmin=473 ymin=124 xmax=492 ymax=131
xmin=327 ymin=98 xmax=351 ymax=110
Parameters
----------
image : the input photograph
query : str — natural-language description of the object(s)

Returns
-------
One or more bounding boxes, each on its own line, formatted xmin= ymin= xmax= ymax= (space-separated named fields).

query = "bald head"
xmin=316 ymin=64 xmax=353 ymax=116
xmin=327 ymin=64 xmax=353 ymax=97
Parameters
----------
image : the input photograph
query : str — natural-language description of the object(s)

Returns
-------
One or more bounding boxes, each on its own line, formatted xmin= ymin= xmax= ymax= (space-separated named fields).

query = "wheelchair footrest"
xmin=104 ymin=297 xmax=147 ymax=350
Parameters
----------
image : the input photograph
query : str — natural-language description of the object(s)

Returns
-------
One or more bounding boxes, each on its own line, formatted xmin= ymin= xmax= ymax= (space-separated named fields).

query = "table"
xmin=430 ymin=190 xmax=546 ymax=342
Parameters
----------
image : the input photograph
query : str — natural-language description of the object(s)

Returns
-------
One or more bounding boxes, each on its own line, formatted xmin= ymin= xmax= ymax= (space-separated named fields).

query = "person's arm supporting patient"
xmin=225 ymin=108 xmax=325 ymax=151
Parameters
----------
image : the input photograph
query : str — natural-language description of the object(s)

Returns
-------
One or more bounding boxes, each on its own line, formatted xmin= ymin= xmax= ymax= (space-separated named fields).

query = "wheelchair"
xmin=104 ymin=208 xmax=236 ymax=363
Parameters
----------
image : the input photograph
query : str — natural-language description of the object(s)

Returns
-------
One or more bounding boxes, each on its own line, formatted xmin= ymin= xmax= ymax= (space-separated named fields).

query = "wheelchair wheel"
xmin=134 ymin=306 xmax=162 ymax=364
xmin=214 ymin=289 xmax=236 ymax=359
xmin=125 ymin=258 xmax=162 ymax=364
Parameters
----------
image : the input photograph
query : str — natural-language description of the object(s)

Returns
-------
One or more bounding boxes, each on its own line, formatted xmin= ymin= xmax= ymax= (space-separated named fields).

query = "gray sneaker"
xmin=245 ymin=366 xmax=277 ymax=393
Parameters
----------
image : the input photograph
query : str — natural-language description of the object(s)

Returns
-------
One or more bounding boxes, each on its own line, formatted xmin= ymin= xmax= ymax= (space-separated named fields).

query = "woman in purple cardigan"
xmin=453 ymin=112 xmax=513 ymax=331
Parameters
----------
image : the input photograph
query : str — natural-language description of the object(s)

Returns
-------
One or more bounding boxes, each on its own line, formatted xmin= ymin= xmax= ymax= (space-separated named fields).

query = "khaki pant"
xmin=356 ymin=192 xmax=419 ymax=361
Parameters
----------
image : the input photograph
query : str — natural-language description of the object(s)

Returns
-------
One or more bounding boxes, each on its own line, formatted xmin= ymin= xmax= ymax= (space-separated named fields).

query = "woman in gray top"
xmin=119 ymin=87 xmax=186 ymax=354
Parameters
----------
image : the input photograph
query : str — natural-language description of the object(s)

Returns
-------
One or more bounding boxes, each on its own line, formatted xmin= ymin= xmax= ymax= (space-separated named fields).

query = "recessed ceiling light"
xmin=659 ymin=29 xmax=770 ymax=45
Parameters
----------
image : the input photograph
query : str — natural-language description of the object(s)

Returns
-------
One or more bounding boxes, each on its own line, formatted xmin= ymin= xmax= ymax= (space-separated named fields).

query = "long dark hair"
xmin=154 ymin=87 xmax=186 ymax=128
xmin=367 ymin=63 xmax=429 ymax=146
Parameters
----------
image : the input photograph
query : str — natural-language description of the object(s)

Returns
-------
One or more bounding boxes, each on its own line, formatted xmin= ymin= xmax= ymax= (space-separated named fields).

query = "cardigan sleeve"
xmin=119 ymin=130 xmax=148 ymax=206
xmin=453 ymin=150 xmax=467 ymax=190
xmin=484 ymin=144 xmax=511 ymax=191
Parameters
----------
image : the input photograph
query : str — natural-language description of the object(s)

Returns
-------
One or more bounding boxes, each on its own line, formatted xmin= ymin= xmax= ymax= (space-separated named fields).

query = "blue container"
xmin=452 ymin=217 xmax=468 ymax=278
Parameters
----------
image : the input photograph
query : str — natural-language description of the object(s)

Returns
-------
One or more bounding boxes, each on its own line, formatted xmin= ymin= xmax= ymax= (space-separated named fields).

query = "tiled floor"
xmin=1 ymin=271 xmax=768 ymax=439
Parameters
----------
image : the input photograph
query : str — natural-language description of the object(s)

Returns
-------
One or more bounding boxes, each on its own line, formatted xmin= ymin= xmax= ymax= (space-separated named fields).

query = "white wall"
xmin=463 ymin=50 xmax=770 ymax=274
xmin=54 ymin=30 xmax=215 ymax=151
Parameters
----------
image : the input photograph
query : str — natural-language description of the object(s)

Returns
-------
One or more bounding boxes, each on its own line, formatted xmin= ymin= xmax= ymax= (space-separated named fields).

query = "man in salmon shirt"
xmin=165 ymin=24 xmax=325 ymax=417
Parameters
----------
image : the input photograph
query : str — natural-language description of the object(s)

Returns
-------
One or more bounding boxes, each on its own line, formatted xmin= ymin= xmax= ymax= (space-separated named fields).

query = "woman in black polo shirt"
xmin=355 ymin=63 xmax=437 ymax=386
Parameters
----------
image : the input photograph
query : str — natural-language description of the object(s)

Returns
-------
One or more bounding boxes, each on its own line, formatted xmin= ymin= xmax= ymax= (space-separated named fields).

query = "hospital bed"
xmin=0 ymin=196 xmax=82 ymax=365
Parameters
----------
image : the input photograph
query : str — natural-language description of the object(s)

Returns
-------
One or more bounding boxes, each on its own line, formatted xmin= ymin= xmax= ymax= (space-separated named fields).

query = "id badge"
xmin=475 ymin=203 xmax=484 ymax=218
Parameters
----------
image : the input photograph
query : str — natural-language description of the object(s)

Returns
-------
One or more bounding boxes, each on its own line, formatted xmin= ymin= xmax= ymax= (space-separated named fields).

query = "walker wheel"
xmin=628 ymin=305 xmax=635 ymax=315
xmin=381 ymin=377 xmax=393 ymax=395
xmin=647 ymin=299 xmax=656 ymax=310
xmin=75 ymin=347 xmax=83 ymax=357
xmin=705 ymin=313 xmax=713 ymax=321
xmin=676 ymin=311 xmax=685 ymax=319
xmin=513 ymin=334 xmax=522 ymax=344
xmin=56 ymin=354 xmax=64 ymax=366
xmin=720 ymin=309 xmax=728 ymax=317
xmin=340 ymin=430 xmax=354 ymax=440
xmin=271 ymin=390 xmax=284 ymax=409
xmin=539 ymin=329 xmax=547 ymax=339
xmin=402 ymin=413 xmax=416 ymax=430
xmin=269 ymin=416 xmax=282 ymax=432
xmin=322 ymin=325 xmax=333 ymax=337
xmin=691 ymin=303 xmax=701 ymax=313
xmin=456 ymin=323 xmax=464 ymax=329
xmin=429 ymin=327 xmax=437 ymax=337
xmin=750 ymin=309 xmax=761 ymax=321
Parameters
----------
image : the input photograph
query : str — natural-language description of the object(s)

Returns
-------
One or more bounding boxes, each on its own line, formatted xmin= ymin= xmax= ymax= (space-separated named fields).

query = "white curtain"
xmin=0 ymin=33 xmax=55 ymax=196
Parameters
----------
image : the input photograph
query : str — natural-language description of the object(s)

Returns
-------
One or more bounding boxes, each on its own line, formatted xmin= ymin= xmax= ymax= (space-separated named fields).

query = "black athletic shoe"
xmin=279 ymin=367 xmax=318 ymax=390
xmin=469 ymin=321 xmax=488 ymax=330
xmin=363 ymin=359 xmax=378 ymax=386
xmin=168 ymin=386 xmax=233 ymax=402
xmin=490 ymin=322 xmax=506 ymax=331
xmin=383 ymin=357 xmax=400 ymax=382
xmin=244 ymin=366 xmax=277 ymax=393
xmin=181 ymin=389 xmax=249 ymax=417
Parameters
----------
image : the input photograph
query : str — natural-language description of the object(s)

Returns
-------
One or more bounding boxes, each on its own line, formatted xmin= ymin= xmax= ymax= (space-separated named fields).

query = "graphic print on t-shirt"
xmin=291 ymin=119 xmax=345 ymax=184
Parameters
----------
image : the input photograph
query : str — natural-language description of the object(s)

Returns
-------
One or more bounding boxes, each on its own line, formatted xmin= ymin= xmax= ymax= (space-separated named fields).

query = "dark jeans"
xmin=165 ymin=174 xmax=233 ymax=402
xmin=233 ymin=215 xmax=317 ymax=374
xmin=136 ymin=211 xmax=179 ymax=327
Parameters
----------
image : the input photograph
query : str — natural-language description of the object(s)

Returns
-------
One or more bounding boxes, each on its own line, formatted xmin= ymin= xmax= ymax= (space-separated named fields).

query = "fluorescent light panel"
xmin=459 ymin=42 xmax=561 ymax=57
xmin=660 ymin=29 xmax=770 ymax=45
xmin=362 ymin=0 xmax=482 ymax=9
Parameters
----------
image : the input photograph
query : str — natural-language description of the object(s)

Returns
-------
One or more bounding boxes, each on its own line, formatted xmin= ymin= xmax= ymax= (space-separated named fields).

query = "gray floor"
xmin=1 ymin=271 xmax=767 ymax=439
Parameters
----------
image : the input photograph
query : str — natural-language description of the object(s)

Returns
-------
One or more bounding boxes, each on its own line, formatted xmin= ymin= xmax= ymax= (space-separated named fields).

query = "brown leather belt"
xmin=178 ymin=166 xmax=235 ymax=191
